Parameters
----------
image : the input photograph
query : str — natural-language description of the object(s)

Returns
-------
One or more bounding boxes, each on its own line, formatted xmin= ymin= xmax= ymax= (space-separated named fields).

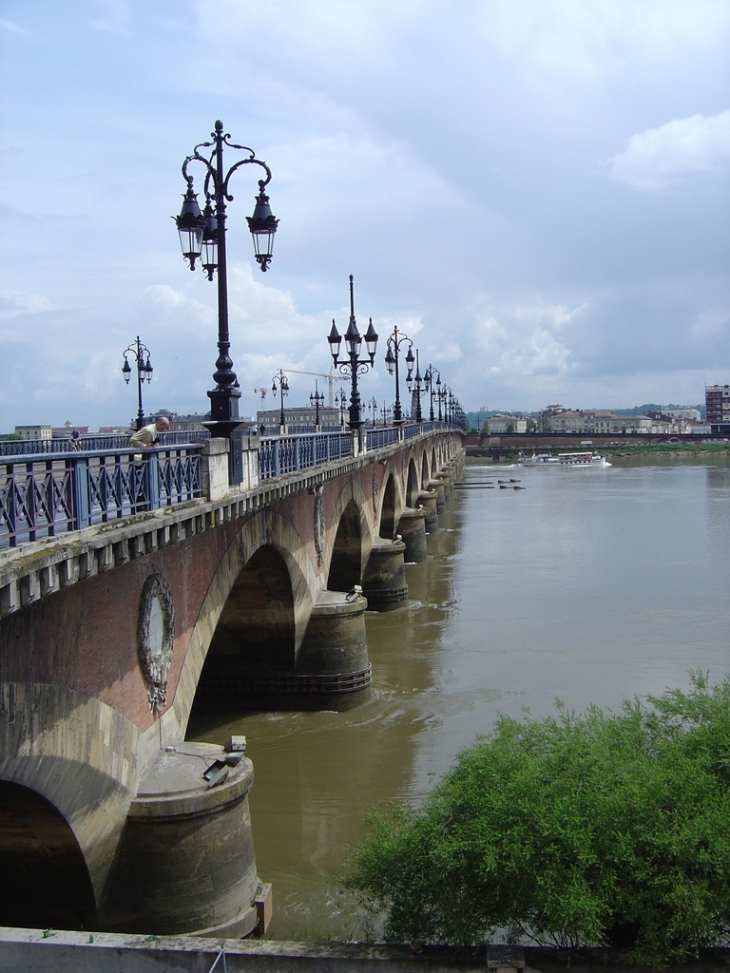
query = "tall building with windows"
xmin=705 ymin=384 xmax=730 ymax=434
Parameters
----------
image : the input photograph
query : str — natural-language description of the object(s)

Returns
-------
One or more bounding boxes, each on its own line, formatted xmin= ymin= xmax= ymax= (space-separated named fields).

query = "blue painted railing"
xmin=258 ymin=432 xmax=352 ymax=480
xmin=1 ymin=446 xmax=203 ymax=549
xmin=0 ymin=431 xmax=210 ymax=457
xmin=2 ymin=424 xmax=458 ymax=548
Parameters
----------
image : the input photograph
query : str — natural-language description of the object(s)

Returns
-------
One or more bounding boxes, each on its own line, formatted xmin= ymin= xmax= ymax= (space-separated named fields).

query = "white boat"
xmin=519 ymin=452 xmax=559 ymax=464
xmin=519 ymin=451 xmax=611 ymax=467
xmin=558 ymin=451 xmax=611 ymax=467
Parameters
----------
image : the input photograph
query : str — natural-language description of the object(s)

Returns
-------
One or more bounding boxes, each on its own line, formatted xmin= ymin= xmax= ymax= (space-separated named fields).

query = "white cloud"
xmin=89 ymin=0 xmax=129 ymax=33
xmin=0 ymin=290 xmax=55 ymax=323
xmin=609 ymin=110 xmax=730 ymax=192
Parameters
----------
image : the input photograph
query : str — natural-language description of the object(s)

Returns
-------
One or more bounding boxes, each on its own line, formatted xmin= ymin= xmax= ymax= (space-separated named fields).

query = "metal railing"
xmin=1 ymin=446 xmax=203 ymax=548
xmin=2 ymin=423 xmax=460 ymax=548
xmin=365 ymin=426 xmax=400 ymax=449
xmin=0 ymin=430 xmax=210 ymax=457
xmin=258 ymin=432 xmax=352 ymax=480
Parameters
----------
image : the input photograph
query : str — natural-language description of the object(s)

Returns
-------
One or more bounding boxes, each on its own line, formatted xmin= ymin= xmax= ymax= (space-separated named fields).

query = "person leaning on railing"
xmin=129 ymin=416 xmax=170 ymax=455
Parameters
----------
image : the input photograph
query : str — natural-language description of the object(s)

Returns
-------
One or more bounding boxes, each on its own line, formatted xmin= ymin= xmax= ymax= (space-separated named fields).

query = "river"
xmin=187 ymin=454 xmax=730 ymax=940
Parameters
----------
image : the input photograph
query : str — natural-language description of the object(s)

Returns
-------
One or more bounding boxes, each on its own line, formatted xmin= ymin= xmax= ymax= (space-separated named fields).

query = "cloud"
xmin=89 ymin=0 xmax=129 ymax=33
xmin=0 ymin=18 xmax=27 ymax=34
xmin=609 ymin=110 xmax=730 ymax=192
xmin=0 ymin=290 xmax=55 ymax=323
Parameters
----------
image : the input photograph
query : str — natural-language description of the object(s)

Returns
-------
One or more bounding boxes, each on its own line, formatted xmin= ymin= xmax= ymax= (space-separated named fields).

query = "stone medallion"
xmin=137 ymin=572 xmax=175 ymax=712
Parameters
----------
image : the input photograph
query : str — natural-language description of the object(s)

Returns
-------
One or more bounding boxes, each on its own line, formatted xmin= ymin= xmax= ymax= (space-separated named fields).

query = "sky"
xmin=0 ymin=0 xmax=729 ymax=430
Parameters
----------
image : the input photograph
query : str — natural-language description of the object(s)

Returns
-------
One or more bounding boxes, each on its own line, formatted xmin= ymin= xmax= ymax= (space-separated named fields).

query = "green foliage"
xmin=344 ymin=674 xmax=730 ymax=965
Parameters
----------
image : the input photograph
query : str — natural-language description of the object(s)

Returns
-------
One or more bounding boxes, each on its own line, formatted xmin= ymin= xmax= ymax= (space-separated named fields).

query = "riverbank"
xmin=0 ymin=928 xmax=728 ymax=973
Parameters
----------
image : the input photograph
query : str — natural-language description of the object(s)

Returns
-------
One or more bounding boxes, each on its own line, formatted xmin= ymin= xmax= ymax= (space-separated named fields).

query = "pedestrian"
xmin=130 ymin=416 xmax=170 ymax=450
xmin=70 ymin=429 xmax=82 ymax=451
xmin=129 ymin=417 xmax=169 ymax=511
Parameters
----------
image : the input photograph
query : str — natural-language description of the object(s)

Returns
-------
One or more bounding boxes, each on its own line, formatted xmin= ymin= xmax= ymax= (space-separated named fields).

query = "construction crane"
xmin=283 ymin=369 xmax=347 ymax=407
xmin=253 ymin=387 xmax=268 ymax=407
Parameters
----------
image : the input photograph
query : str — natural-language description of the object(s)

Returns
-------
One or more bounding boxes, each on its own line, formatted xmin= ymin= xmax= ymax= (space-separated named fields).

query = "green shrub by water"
xmin=344 ymin=673 xmax=730 ymax=965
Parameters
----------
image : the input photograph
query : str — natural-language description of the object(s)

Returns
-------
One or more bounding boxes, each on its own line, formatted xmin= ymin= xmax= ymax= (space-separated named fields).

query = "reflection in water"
xmin=187 ymin=457 xmax=730 ymax=940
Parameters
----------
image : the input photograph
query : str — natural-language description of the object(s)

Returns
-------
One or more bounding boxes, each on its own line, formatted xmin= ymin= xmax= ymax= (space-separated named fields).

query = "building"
xmin=257 ymin=406 xmax=343 ymax=433
xmin=14 ymin=425 xmax=52 ymax=441
xmin=705 ymin=384 xmax=730 ymax=434
xmin=539 ymin=407 xmax=687 ymax=436
xmin=483 ymin=414 xmax=528 ymax=434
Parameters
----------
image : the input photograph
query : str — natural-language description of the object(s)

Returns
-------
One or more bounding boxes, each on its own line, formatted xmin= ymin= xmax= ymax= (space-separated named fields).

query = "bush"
xmin=344 ymin=674 xmax=730 ymax=965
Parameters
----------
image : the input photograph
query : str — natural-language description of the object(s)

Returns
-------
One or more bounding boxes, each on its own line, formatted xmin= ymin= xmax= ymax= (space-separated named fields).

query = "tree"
xmin=344 ymin=674 xmax=730 ymax=966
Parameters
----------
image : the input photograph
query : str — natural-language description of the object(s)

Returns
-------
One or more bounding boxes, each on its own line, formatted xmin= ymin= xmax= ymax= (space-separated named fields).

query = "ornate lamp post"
xmin=175 ymin=120 xmax=278 ymax=442
xmin=437 ymin=382 xmax=447 ymax=422
xmin=327 ymin=275 xmax=378 ymax=430
xmin=368 ymin=396 xmax=378 ymax=424
xmin=310 ymin=381 xmax=324 ymax=428
xmin=406 ymin=350 xmax=425 ymax=422
xmin=272 ymin=369 xmax=289 ymax=428
xmin=122 ymin=336 xmax=154 ymax=431
xmin=380 ymin=402 xmax=391 ymax=426
xmin=384 ymin=326 xmax=414 ymax=423
xmin=424 ymin=364 xmax=441 ymax=422
xmin=335 ymin=388 xmax=347 ymax=428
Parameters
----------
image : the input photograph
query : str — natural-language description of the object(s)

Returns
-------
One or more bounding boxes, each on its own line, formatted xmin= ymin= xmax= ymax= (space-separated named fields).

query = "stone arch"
xmin=406 ymin=457 xmax=420 ymax=507
xmin=379 ymin=473 xmax=399 ymax=539
xmin=200 ymin=544 xmax=296 ymax=679
xmin=326 ymin=477 xmax=372 ymax=571
xmin=421 ymin=449 xmax=430 ymax=485
xmin=0 ymin=779 xmax=97 ymax=930
xmin=171 ymin=510 xmax=316 ymax=735
xmin=431 ymin=446 xmax=438 ymax=478
xmin=328 ymin=499 xmax=364 ymax=592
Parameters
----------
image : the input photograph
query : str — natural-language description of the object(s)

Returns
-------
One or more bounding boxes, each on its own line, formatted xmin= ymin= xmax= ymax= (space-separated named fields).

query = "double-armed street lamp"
xmin=272 ymin=369 xmax=289 ymax=428
xmin=327 ymin=275 xmax=378 ymax=430
xmin=335 ymin=388 xmax=347 ymax=428
xmin=424 ymin=364 xmax=441 ymax=422
xmin=122 ymin=336 xmax=154 ymax=431
xmin=380 ymin=402 xmax=392 ymax=426
xmin=175 ymin=120 xmax=278 ymax=444
xmin=368 ymin=396 xmax=378 ymax=424
xmin=310 ymin=381 xmax=324 ymax=428
xmin=384 ymin=326 xmax=414 ymax=423
xmin=406 ymin=349 xmax=425 ymax=422
xmin=437 ymin=382 xmax=447 ymax=422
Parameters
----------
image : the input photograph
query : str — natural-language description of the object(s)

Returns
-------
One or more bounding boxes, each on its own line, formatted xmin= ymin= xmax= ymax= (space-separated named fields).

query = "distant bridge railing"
xmin=258 ymin=432 xmax=353 ymax=479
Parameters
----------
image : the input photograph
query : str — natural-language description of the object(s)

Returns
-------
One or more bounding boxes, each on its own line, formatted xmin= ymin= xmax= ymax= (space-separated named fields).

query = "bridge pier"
xmin=397 ymin=506 xmax=428 ymax=563
xmin=417 ymin=489 xmax=439 ymax=532
xmin=362 ymin=537 xmax=408 ymax=610
xmin=430 ymin=478 xmax=446 ymax=513
xmin=294 ymin=589 xmax=372 ymax=706
xmin=99 ymin=742 xmax=267 ymax=937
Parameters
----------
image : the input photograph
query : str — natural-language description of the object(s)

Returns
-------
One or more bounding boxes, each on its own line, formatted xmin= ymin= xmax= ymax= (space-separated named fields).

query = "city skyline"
xmin=1 ymin=0 xmax=728 ymax=429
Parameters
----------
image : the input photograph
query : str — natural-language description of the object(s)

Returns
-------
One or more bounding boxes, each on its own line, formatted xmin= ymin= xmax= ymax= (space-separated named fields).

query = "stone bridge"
xmin=0 ymin=428 xmax=464 ymax=939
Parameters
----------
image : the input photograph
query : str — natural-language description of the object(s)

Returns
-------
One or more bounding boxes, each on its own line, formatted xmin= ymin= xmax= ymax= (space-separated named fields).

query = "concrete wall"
xmin=0 ymin=928 xmax=725 ymax=973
